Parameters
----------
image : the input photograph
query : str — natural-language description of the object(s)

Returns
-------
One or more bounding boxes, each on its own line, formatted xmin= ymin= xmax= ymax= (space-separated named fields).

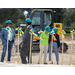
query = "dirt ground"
xmin=0 ymin=35 xmax=75 ymax=66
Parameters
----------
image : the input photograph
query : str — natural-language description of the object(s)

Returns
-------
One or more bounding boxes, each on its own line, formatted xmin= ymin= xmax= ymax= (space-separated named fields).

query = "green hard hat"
xmin=45 ymin=26 xmax=51 ymax=32
xmin=6 ymin=20 xmax=12 ymax=24
xmin=25 ymin=18 xmax=31 ymax=23
xmin=53 ymin=28 xmax=58 ymax=34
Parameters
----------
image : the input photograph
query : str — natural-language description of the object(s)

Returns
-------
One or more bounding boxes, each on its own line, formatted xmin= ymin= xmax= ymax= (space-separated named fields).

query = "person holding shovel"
xmin=49 ymin=28 xmax=60 ymax=64
xmin=0 ymin=20 xmax=15 ymax=62
xmin=38 ymin=26 xmax=51 ymax=64
xmin=20 ymin=18 xmax=33 ymax=64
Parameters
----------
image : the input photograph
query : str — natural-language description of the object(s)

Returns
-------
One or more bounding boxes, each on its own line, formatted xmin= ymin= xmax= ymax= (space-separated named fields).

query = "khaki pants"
xmin=38 ymin=45 xmax=48 ymax=62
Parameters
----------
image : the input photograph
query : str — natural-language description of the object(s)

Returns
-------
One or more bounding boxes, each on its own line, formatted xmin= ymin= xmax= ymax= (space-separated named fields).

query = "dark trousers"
xmin=20 ymin=46 xmax=32 ymax=64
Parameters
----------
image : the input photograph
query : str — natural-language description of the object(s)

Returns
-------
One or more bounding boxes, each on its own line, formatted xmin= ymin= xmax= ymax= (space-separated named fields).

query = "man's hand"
xmin=58 ymin=47 xmax=60 ymax=51
xmin=22 ymin=43 xmax=23 ymax=47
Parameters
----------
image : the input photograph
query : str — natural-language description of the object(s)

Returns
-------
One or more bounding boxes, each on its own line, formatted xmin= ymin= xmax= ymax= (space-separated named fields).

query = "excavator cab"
xmin=30 ymin=9 xmax=53 ymax=41
xmin=30 ymin=9 xmax=53 ymax=32
xmin=29 ymin=9 xmax=54 ymax=50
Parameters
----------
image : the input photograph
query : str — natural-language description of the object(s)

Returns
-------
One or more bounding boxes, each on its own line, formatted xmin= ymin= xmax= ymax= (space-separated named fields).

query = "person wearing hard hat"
xmin=0 ymin=20 xmax=15 ymax=62
xmin=38 ymin=26 xmax=51 ymax=64
xmin=20 ymin=18 xmax=33 ymax=64
xmin=49 ymin=28 xmax=60 ymax=64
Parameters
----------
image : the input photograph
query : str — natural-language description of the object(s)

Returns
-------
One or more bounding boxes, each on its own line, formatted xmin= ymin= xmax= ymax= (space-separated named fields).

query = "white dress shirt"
xmin=8 ymin=29 xmax=12 ymax=41
xmin=27 ymin=25 xmax=31 ymax=28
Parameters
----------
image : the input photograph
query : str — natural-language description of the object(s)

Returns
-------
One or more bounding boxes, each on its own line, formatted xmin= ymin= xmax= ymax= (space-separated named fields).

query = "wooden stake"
xmin=50 ymin=35 xmax=53 ymax=64
xmin=40 ymin=35 xmax=41 ymax=64
xmin=29 ymin=34 xmax=32 ymax=64
xmin=61 ymin=34 xmax=64 ymax=65
xmin=17 ymin=31 xmax=19 ymax=63
xmin=6 ymin=34 xmax=9 ymax=63
xmin=68 ymin=37 xmax=73 ymax=65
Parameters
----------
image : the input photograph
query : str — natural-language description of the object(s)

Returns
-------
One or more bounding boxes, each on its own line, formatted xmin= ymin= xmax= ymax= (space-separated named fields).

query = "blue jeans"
xmin=1 ymin=41 xmax=13 ymax=62
xmin=49 ymin=42 xmax=59 ymax=62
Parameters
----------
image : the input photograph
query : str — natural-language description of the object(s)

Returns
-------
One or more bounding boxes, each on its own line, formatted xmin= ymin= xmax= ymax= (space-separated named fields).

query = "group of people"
xmin=38 ymin=26 xmax=60 ymax=64
xmin=0 ymin=18 xmax=60 ymax=65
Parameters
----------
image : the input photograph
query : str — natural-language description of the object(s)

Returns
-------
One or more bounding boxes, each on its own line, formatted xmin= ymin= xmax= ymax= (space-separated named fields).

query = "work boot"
xmin=44 ymin=63 xmax=48 ymax=64
xmin=57 ymin=62 xmax=59 ymax=65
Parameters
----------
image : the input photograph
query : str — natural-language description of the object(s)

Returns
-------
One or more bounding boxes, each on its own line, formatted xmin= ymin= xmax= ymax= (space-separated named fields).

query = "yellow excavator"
xmin=0 ymin=8 xmax=68 ymax=53
xmin=19 ymin=9 xmax=68 ymax=53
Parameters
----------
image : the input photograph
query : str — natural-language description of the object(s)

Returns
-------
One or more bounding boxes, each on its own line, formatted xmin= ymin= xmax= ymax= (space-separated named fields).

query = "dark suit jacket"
xmin=21 ymin=25 xmax=33 ymax=51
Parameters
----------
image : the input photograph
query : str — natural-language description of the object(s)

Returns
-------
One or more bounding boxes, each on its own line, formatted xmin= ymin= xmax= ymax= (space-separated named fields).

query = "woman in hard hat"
xmin=38 ymin=26 xmax=51 ymax=64
xmin=0 ymin=20 xmax=15 ymax=62
xmin=49 ymin=28 xmax=60 ymax=64
xmin=20 ymin=18 xmax=33 ymax=64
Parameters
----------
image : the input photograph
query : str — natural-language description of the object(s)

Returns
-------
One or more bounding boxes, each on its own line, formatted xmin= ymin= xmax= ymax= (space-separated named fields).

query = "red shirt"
xmin=50 ymin=34 xmax=57 ymax=42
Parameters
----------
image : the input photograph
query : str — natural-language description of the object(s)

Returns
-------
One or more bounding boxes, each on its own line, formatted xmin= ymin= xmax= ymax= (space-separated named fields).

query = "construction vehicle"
xmin=0 ymin=8 xmax=68 ymax=53
xmin=19 ymin=9 xmax=68 ymax=53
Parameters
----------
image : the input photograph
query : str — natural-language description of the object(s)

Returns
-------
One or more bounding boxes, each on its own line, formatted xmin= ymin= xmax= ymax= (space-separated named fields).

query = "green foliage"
xmin=22 ymin=26 xmax=27 ymax=32
xmin=0 ymin=8 xmax=65 ymax=28
xmin=1 ymin=8 xmax=75 ymax=33
xmin=62 ymin=8 xmax=75 ymax=32
xmin=62 ymin=23 xmax=67 ymax=30
xmin=0 ymin=8 xmax=25 ymax=26
xmin=0 ymin=25 xmax=3 ymax=30
xmin=12 ymin=23 xmax=16 ymax=30
xmin=51 ymin=8 xmax=65 ymax=23
xmin=70 ymin=22 xmax=75 ymax=30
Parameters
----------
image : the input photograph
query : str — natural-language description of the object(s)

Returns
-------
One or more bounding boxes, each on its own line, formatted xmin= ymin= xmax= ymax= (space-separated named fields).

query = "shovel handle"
xmin=6 ymin=34 xmax=9 ymax=63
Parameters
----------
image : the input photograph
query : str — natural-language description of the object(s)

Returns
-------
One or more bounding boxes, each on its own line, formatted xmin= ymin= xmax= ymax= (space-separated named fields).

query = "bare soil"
xmin=0 ymin=35 xmax=75 ymax=66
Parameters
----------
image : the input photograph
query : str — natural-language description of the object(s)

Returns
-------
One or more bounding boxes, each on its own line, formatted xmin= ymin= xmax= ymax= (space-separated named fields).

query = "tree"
xmin=0 ymin=25 xmax=3 ymax=32
xmin=0 ymin=8 xmax=25 ymax=27
xmin=63 ymin=8 xmax=75 ymax=29
xmin=0 ymin=8 xmax=68 ymax=31
xmin=12 ymin=23 xmax=16 ymax=30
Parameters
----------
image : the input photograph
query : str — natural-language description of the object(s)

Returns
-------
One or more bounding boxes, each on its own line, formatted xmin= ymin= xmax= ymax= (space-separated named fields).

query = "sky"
xmin=24 ymin=11 xmax=28 ymax=15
